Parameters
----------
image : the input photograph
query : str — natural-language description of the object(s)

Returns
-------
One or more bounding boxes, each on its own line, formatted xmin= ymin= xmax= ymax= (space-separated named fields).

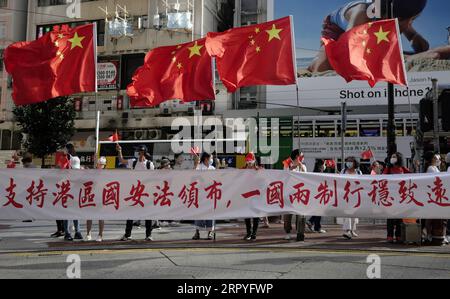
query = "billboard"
xmin=270 ymin=0 xmax=450 ymax=108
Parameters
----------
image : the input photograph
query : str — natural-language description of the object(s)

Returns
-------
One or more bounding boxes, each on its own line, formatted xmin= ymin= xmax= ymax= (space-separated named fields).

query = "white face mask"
xmin=390 ymin=158 xmax=398 ymax=165
xmin=346 ymin=162 xmax=354 ymax=169
xmin=209 ymin=157 xmax=214 ymax=166
xmin=435 ymin=159 xmax=441 ymax=167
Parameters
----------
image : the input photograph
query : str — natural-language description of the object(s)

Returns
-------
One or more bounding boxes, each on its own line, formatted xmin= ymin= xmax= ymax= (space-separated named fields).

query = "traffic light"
xmin=441 ymin=90 xmax=450 ymax=131
xmin=419 ymin=98 xmax=434 ymax=132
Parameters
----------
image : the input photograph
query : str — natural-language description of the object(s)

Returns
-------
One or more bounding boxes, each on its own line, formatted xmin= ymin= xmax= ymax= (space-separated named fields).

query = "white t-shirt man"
xmin=69 ymin=155 xmax=81 ymax=170
xmin=196 ymin=163 xmax=215 ymax=171
xmin=127 ymin=159 xmax=155 ymax=171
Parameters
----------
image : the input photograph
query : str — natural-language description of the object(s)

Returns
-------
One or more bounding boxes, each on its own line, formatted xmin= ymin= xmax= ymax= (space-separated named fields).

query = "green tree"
xmin=13 ymin=97 xmax=76 ymax=167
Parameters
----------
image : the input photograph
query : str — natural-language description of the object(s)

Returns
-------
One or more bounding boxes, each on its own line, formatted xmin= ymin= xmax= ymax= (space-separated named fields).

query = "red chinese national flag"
xmin=206 ymin=16 xmax=296 ymax=93
xmin=322 ymin=19 xmax=407 ymax=87
xmin=127 ymin=38 xmax=215 ymax=107
xmin=361 ymin=149 xmax=374 ymax=160
xmin=108 ymin=131 xmax=120 ymax=142
xmin=4 ymin=24 xmax=96 ymax=106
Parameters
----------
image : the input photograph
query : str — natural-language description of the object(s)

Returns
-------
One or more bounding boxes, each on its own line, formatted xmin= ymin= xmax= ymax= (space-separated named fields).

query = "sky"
xmin=275 ymin=0 xmax=450 ymax=55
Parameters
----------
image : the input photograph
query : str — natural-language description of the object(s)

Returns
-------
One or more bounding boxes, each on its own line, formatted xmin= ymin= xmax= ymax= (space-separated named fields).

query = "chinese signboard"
xmin=97 ymin=59 xmax=120 ymax=90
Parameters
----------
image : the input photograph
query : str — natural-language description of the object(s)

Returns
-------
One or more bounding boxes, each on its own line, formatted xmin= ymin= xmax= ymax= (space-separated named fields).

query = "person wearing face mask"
xmin=85 ymin=157 xmax=107 ymax=242
xmin=446 ymin=153 xmax=450 ymax=172
xmin=383 ymin=152 xmax=410 ymax=243
xmin=370 ymin=161 xmax=383 ymax=175
xmin=63 ymin=144 xmax=83 ymax=242
xmin=242 ymin=153 xmax=262 ymax=241
xmin=282 ymin=149 xmax=307 ymax=242
xmin=193 ymin=152 xmax=216 ymax=240
xmin=306 ymin=160 xmax=327 ymax=234
xmin=423 ymin=152 xmax=448 ymax=246
xmin=340 ymin=157 xmax=362 ymax=240
xmin=116 ymin=144 xmax=156 ymax=242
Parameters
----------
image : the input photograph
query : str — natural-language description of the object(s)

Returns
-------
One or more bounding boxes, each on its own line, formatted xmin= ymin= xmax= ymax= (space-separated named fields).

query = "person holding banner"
xmin=85 ymin=157 xmax=107 ymax=242
xmin=341 ymin=157 xmax=362 ymax=240
xmin=307 ymin=159 xmax=327 ymax=234
xmin=445 ymin=153 xmax=450 ymax=173
xmin=424 ymin=152 xmax=448 ymax=246
xmin=63 ymin=144 xmax=83 ymax=242
xmin=383 ymin=152 xmax=410 ymax=243
xmin=283 ymin=150 xmax=307 ymax=242
xmin=243 ymin=153 xmax=262 ymax=241
xmin=193 ymin=152 xmax=216 ymax=241
xmin=116 ymin=144 xmax=155 ymax=242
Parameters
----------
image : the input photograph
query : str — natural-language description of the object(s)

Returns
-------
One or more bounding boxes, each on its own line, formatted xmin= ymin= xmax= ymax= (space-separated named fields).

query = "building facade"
xmin=0 ymin=0 xmax=274 ymax=166
xmin=0 ymin=0 xmax=28 ymax=156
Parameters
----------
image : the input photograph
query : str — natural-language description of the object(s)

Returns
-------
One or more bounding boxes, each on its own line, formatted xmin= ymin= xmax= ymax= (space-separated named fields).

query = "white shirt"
xmin=427 ymin=166 xmax=440 ymax=173
xmin=284 ymin=163 xmax=307 ymax=173
xmin=448 ymin=167 xmax=450 ymax=173
xmin=127 ymin=159 xmax=155 ymax=171
xmin=69 ymin=155 xmax=81 ymax=170
xmin=196 ymin=163 xmax=215 ymax=171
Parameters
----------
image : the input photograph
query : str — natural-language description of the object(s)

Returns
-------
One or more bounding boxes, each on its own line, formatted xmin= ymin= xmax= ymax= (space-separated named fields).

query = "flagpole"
xmin=94 ymin=110 xmax=100 ymax=168
xmin=289 ymin=15 xmax=301 ymax=149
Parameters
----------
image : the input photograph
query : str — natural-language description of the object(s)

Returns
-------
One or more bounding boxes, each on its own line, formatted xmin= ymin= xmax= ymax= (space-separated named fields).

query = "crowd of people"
xmin=8 ymin=143 xmax=450 ymax=247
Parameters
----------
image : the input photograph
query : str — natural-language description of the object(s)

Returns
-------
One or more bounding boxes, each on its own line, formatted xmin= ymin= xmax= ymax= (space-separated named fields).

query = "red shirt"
xmin=383 ymin=166 xmax=411 ymax=175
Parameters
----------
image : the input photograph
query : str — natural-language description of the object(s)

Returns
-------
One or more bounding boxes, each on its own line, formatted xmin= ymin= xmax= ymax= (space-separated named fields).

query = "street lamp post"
xmin=386 ymin=0 xmax=397 ymax=157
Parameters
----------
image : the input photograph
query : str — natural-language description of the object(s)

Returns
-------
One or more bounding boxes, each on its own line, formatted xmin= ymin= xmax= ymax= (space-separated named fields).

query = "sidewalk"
xmin=0 ymin=220 xmax=449 ymax=254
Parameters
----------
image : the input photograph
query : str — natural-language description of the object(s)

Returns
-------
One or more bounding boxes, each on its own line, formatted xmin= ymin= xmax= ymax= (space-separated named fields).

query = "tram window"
xmin=406 ymin=119 xmax=417 ymax=136
xmin=1 ymin=130 xmax=11 ymax=150
xmin=360 ymin=120 xmax=381 ymax=137
xmin=316 ymin=121 xmax=336 ymax=137
xmin=299 ymin=122 xmax=313 ymax=138
xmin=337 ymin=120 xmax=358 ymax=137
xmin=382 ymin=119 xmax=405 ymax=137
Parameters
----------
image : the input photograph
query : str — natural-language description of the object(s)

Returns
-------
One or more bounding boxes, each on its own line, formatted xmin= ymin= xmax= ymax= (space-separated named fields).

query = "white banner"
xmin=0 ymin=169 xmax=449 ymax=220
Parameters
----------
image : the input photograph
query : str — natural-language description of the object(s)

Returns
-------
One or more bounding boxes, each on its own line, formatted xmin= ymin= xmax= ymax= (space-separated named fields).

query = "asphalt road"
xmin=1 ymin=220 xmax=450 ymax=279
xmin=1 ymin=247 xmax=450 ymax=279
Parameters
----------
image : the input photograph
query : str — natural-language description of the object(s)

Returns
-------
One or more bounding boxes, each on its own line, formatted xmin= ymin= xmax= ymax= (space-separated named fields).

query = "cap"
xmin=245 ymin=152 xmax=256 ymax=163
xmin=98 ymin=157 xmax=107 ymax=165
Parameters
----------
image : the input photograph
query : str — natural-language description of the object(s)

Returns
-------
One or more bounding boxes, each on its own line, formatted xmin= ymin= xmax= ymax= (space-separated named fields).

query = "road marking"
xmin=8 ymin=247 xmax=450 ymax=259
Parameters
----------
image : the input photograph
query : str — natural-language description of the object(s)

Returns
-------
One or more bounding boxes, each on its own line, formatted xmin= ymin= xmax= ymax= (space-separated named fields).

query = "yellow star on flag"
xmin=68 ymin=32 xmax=85 ymax=50
xmin=255 ymin=28 xmax=260 ymax=34
xmin=266 ymin=24 xmax=282 ymax=42
xmin=188 ymin=42 xmax=203 ymax=58
xmin=256 ymin=46 xmax=261 ymax=53
xmin=177 ymin=62 xmax=183 ymax=69
xmin=374 ymin=26 xmax=390 ymax=44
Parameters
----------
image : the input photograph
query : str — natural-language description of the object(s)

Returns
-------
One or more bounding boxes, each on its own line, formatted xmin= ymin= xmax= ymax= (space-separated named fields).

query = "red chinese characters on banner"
xmin=289 ymin=182 xmax=310 ymax=205
xmin=369 ymin=180 xmax=394 ymax=207
xmin=52 ymin=180 xmax=74 ymax=209
xmin=103 ymin=182 xmax=120 ymax=210
xmin=125 ymin=180 xmax=149 ymax=207
xmin=79 ymin=181 xmax=96 ymax=209
xmin=179 ymin=182 xmax=200 ymax=209
xmin=3 ymin=178 xmax=23 ymax=209
xmin=343 ymin=181 xmax=364 ymax=208
xmin=427 ymin=177 xmax=450 ymax=207
xmin=267 ymin=181 xmax=284 ymax=208
xmin=26 ymin=180 xmax=48 ymax=209
xmin=399 ymin=180 xmax=423 ymax=207
xmin=205 ymin=181 xmax=223 ymax=210
xmin=314 ymin=180 xmax=337 ymax=207
xmin=153 ymin=181 xmax=173 ymax=207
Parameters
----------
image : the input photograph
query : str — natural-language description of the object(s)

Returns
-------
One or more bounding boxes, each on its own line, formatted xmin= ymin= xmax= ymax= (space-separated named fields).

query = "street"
xmin=1 ymin=220 xmax=449 ymax=279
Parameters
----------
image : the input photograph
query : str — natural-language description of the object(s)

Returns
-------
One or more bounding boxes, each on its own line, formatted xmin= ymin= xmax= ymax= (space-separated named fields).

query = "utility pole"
xmin=386 ymin=0 xmax=397 ymax=157
xmin=432 ymin=79 xmax=440 ymax=153
xmin=341 ymin=102 xmax=347 ymax=170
